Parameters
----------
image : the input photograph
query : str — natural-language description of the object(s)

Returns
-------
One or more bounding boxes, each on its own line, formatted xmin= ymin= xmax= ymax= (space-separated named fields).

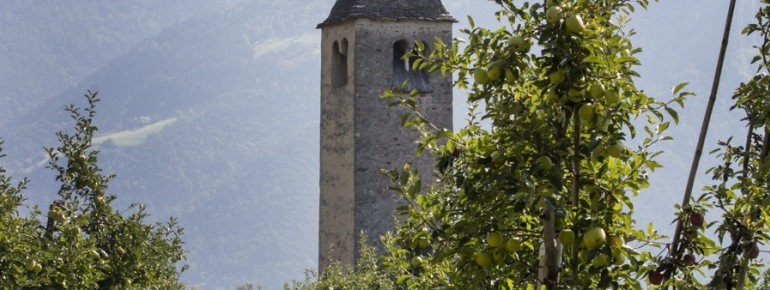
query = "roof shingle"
xmin=317 ymin=0 xmax=455 ymax=28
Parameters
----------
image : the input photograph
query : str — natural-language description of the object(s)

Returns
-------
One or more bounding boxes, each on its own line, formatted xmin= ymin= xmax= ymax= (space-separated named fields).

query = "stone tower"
xmin=317 ymin=0 xmax=454 ymax=269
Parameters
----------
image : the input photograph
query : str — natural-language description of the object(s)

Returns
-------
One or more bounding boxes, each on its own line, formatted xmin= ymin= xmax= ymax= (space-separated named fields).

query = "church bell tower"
xmin=317 ymin=0 xmax=455 ymax=269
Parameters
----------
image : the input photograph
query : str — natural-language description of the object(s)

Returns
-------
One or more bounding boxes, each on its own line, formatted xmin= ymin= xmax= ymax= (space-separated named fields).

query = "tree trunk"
xmin=538 ymin=202 xmax=561 ymax=289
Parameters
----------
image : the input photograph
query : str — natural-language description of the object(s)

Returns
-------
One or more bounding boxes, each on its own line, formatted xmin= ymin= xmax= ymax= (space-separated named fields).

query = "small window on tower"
xmin=332 ymin=39 xmax=348 ymax=87
xmin=392 ymin=40 xmax=432 ymax=93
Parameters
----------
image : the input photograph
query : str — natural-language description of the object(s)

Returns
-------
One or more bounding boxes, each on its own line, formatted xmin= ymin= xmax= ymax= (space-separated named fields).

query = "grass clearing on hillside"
xmin=94 ymin=117 xmax=177 ymax=147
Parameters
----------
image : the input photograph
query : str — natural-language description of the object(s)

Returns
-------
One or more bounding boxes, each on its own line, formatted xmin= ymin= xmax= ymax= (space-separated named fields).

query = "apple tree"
xmin=658 ymin=3 xmax=770 ymax=289
xmin=287 ymin=235 xmax=398 ymax=290
xmin=0 ymin=91 xmax=187 ymax=289
xmin=380 ymin=0 xmax=687 ymax=289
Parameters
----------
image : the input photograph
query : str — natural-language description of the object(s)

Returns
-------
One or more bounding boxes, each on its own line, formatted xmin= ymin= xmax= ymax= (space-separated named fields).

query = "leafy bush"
xmin=0 ymin=91 xmax=186 ymax=289
xmin=286 ymin=235 xmax=397 ymax=290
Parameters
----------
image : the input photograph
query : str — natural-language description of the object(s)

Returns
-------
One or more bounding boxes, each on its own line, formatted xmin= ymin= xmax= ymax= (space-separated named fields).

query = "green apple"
xmin=606 ymin=141 xmax=625 ymax=159
xmin=545 ymin=6 xmax=563 ymax=25
xmin=559 ymin=229 xmax=575 ymax=247
xmin=565 ymin=14 xmax=585 ymax=34
xmin=504 ymin=238 xmax=522 ymax=253
xmin=474 ymin=68 xmax=490 ymax=84
xmin=487 ymin=231 xmax=504 ymax=248
xmin=411 ymin=256 xmax=423 ymax=267
xmin=609 ymin=235 xmax=625 ymax=249
xmin=508 ymin=35 xmax=529 ymax=53
xmin=549 ymin=71 xmax=565 ymax=85
xmin=578 ymin=103 xmax=595 ymax=124
xmin=536 ymin=156 xmax=553 ymax=171
xmin=583 ymin=227 xmax=606 ymax=250
xmin=592 ymin=111 xmax=610 ymax=132
xmin=613 ymin=250 xmax=627 ymax=265
xmin=491 ymin=150 xmax=504 ymax=163
xmin=591 ymin=145 xmax=608 ymax=163
xmin=605 ymin=90 xmax=620 ymax=106
xmin=590 ymin=83 xmax=605 ymax=99
xmin=26 ymin=260 xmax=36 ymax=271
xmin=487 ymin=62 xmax=503 ymax=81
xmin=475 ymin=251 xmax=493 ymax=267
xmin=592 ymin=253 xmax=609 ymax=267
xmin=32 ymin=262 xmax=42 ymax=273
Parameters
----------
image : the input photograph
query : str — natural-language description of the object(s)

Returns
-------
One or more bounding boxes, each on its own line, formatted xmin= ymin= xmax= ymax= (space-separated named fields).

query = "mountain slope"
xmin=1 ymin=1 xmax=327 ymax=288
xmin=0 ymin=0 xmax=248 ymax=124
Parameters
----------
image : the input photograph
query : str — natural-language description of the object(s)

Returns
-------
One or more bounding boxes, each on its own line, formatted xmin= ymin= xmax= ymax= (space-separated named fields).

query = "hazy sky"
xmin=621 ymin=0 xmax=762 ymax=231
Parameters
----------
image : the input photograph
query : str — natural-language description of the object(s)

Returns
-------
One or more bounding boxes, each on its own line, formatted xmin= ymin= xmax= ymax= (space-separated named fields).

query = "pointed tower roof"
xmin=317 ymin=0 xmax=455 ymax=28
